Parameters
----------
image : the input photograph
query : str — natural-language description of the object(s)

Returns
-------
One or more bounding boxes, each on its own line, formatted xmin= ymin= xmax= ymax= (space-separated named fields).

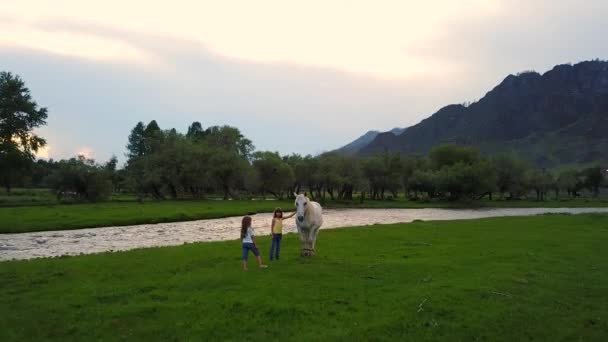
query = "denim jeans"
xmin=242 ymin=242 xmax=260 ymax=261
xmin=269 ymin=234 xmax=282 ymax=260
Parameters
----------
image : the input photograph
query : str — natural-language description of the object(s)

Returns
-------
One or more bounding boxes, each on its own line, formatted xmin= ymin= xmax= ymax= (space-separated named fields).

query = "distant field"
xmin=2 ymin=214 xmax=607 ymax=341
xmin=0 ymin=188 xmax=137 ymax=207
xmin=0 ymin=200 xmax=294 ymax=234
xmin=1 ymin=190 xmax=608 ymax=233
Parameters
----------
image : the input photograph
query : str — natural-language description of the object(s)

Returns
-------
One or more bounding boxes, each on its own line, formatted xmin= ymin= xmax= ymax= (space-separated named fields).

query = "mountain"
xmin=360 ymin=60 xmax=608 ymax=167
xmin=390 ymin=127 xmax=406 ymax=135
xmin=335 ymin=127 xmax=407 ymax=154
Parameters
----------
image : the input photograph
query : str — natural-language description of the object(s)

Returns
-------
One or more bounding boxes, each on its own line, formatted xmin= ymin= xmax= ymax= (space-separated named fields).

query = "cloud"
xmin=2 ymin=1 xmax=607 ymax=162
xmin=403 ymin=1 xmax=608 ymax=86
xmin=2 ymin=19 xmax=450 ymax=162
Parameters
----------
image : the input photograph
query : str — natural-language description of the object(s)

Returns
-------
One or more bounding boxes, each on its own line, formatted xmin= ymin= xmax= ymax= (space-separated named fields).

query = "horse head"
xmin=294 ymin=193 xmax=309 ymax=223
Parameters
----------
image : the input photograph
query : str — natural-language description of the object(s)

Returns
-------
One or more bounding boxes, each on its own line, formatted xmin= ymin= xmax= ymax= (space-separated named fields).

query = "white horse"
xmin=294 ymin=193 xmax=323 ymax=256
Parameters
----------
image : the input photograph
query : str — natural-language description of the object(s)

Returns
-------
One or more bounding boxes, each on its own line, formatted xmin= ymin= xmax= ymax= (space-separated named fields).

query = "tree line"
xmin=23 ymin=121 xmax=607 ymax=203
xmin=1 ymin=71 xmax=606 ymax=202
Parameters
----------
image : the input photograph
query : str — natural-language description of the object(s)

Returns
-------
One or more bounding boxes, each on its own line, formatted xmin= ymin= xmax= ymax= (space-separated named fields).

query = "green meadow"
xmin=2 ymin=214 xmax=607 ymax=341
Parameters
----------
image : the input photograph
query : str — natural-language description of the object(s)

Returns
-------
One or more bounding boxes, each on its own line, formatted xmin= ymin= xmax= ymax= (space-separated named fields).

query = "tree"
xmin=401 ymin=156 xmax=424 ymax=198
xmin=209 ymin=146 xmax=249 ymax=199
xmin=0 ymin=72 xmax=48 ymax=192
xmin=126 ymin=122 xmax=146 ymax=159
xmin=492 ymin=155 xmax=528 ymax=199
xmin=47 ymin=156 xmax=113 ymax=202
xmin=525 ymin=169 xmax=554 ymax=201
xmin=203 ymin=125 xmax=254 ymax=158
xmin=282 ymin=153 xmax=304 ymax=196
xmin=30 ymin=158 xmax=58 ymax=187
xmin=361 ymin=153 xmax=402 ymax=200
xmin=557 ymin=169 xmax=581 ymax=198
xmin=334 ymin=155 xmax=364 ymax=201
xmin=186 ymin=121 xmax=205 ymax=141
xmin=315 ymin=153 xmax=342 ymax=200
xmin=429 ymin=144 xmax=479 ymax=170
xmin=408 ymin=169 xmax=438 ymax=199
xmin=436 ymin=161 xmax=497 ymax=200
xmin=143 ymin=120 xmax=164 ymax=155
xmin=104 ymin=155 xmax=121 ymax=192
xmin=292 ymin=155 xmax=320 ymax=199
xmin=581 ymin=166 xmax=604 ymax=197
xmin=251 ymin=151 xmax=295 ymax=198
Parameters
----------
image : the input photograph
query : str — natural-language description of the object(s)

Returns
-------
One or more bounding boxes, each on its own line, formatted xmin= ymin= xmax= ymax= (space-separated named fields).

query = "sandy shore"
xmin=2 ymin=207 xmax=607 ymax=261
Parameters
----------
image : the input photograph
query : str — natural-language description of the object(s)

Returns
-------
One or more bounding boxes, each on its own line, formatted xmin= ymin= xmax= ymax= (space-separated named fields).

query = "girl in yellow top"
xmin=270 ymin=208 xmax=295 ymax=261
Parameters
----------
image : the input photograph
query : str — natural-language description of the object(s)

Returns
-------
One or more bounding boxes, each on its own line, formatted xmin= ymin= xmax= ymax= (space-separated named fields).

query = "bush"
xmin=46 ymin=156 xmax=113 ymax=202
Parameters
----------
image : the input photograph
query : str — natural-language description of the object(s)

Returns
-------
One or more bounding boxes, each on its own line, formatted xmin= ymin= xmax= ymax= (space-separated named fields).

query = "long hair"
xmin=241 ymin=216 xmax=252 ymax=239
xmin=273 ymin=207 xmax=283 ymax=218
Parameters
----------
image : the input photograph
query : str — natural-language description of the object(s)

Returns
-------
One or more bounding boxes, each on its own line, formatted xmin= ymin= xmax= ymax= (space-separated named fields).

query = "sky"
xmin=1 ymin=0 xmax=607 ymax=162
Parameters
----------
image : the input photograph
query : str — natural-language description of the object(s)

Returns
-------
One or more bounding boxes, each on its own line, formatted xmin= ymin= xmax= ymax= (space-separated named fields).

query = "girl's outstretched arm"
xmin=283 ymin=212 xmax=296 ymax=219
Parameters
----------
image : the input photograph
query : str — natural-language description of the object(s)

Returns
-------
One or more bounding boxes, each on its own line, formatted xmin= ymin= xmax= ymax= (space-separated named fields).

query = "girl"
xmin=269 ymin=208 xmax=296 ymax=261
xmin=241 ymin=216 xmax=267 ymax=270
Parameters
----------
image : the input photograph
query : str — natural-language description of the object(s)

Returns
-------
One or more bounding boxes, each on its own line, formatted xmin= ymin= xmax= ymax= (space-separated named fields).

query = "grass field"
xmin=0 ymin=188 xmax=137 ymax=207
xmin=1 ymin=214 xmax=607 ymax=341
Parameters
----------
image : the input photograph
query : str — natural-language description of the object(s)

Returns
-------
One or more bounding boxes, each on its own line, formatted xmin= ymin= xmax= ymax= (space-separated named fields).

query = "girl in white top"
xmin=240 ymin=216 xmax=268 ymax=270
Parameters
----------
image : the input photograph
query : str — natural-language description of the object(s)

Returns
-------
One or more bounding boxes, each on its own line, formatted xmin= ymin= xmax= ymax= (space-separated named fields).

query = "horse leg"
xmin=304 ymin=230 xmax=315 ymax=256
xmin=298 ymin=229 xmax=306 ymax=254
xmin=311 ymin=227 xmax=320 ymax=251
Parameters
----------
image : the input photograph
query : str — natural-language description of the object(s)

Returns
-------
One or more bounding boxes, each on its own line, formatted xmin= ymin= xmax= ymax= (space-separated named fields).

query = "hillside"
xmin=335 ymin=127 xmax=406 ymax=154
xmin=360 ymin=60 xmax=608 ymax=167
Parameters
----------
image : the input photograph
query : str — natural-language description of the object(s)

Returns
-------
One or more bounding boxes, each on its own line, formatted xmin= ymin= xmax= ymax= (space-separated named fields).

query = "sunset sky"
xmin=1 ymin=0 xmax=607 ymax=161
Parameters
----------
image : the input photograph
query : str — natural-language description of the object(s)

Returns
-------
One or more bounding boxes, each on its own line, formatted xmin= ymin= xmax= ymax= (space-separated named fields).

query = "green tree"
xmin=282 ymin=153 xmax=304 ymax=196
xmin=525 ymin=169 xmax=554 ymax=201
xmin=293 ymin=155 xmax=320 ymax=199
xmin=209 ymin=146 xmax=249 ymax=199
xmin=0 ymin=72 xmax=48 ymax=192
xmin=581 ymin=166 xmax=604 ymax=197
xmin=315 ymin=153 xmax=342 ymax=200
xmin=436 ymin=161 xmax=497 ymax=200
xmin=126 ymin=122 xmax=146 ymax=159
xmin=186 ymin=121 xmax=205 ymax=140
xmin=361 ymin=153 xmax=402 ymax=200
xmin=143 ymin=120 xmax=164 ymax=154
xmin=203 ymin=125 xmax=254 ymax=158
xmin=401 ymin=156 xmax=424 ymax=198
xmin=334 ymin=155 xmax=364 ymax=201
xmin=47 ymin=156 xmax=113 ymax=202
xmin=492 ymin=155 xmax=528 ymax=199
xmin=556 ymin=169 xmax=581 ymax=198
xmin=429 ymin=144 xmax=479 ymax=170
xmin=251 ymin=151 xmax=295 ymax=199
xmin=407 ymin=169 xmax=438 ymax=199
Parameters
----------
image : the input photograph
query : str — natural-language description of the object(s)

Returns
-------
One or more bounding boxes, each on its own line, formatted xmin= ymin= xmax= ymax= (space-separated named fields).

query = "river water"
xmin=2 ymin=207 xmax=607 ymax=261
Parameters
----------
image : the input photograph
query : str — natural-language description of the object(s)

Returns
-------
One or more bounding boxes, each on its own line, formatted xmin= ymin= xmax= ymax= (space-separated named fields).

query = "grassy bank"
xmin=1 ymin=196 xmax=608 ymax=234
xmin=2 ymin=214 xmax=608 ymax=340
xmin=0 ymin=200 xmax=293 ymax=234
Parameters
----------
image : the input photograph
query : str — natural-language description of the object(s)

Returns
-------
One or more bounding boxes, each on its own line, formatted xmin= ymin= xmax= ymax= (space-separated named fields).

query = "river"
xmin=2 ymin=207 xmax=607 ymax=261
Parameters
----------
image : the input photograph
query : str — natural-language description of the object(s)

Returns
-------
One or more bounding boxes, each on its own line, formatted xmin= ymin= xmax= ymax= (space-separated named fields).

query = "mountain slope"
xmin=360 ymin=60 xmax=608 ymax=167
xmin=335 ymin=127 xmax=406 ymax=154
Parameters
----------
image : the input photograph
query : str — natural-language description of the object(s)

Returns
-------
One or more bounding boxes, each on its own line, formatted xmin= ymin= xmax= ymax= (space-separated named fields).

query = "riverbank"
xmin=3 ymin=207 xmax=608 ymax=261
xmin=1 ymin=214 xmax=607 ymax=340
xmin=2 ymin=197 xmax=608 ymax=234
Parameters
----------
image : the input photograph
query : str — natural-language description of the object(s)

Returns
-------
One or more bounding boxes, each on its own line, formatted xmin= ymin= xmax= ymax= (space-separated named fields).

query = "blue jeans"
xmin=242 ymin=243 xmax=260 ymax=261
xmin=270 ymin=234 xmax=282 ymax=260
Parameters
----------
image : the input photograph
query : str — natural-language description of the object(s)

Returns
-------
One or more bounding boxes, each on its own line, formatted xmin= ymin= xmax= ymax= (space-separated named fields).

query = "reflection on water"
xmin=2 ymin=207 xmax=607 ymax=261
